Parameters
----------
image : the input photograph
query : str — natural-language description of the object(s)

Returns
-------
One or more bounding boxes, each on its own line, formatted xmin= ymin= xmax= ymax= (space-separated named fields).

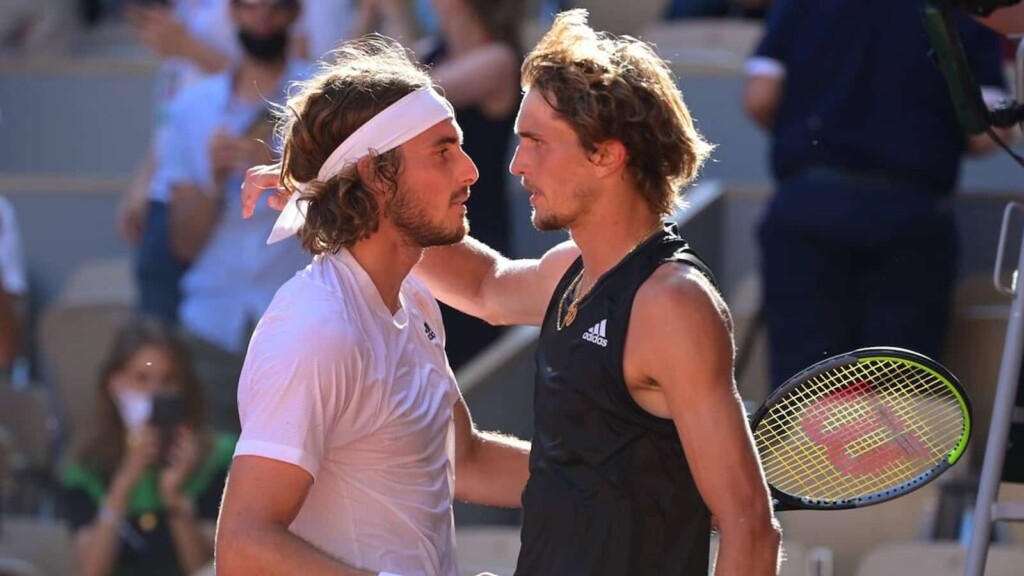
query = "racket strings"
xmin=754 ymin=359 xmax=966 ymax=504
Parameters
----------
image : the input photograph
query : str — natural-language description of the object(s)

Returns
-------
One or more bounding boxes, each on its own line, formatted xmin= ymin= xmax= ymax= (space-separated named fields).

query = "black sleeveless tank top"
xmin=515 ymin=222 xmax=715 ymax=576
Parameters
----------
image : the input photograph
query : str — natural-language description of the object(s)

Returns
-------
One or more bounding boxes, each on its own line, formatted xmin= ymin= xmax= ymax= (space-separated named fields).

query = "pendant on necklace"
xmin=138 ymin=511 xmax=158 ymax=533
xmin=563 ymin=304 xmax=578 ymax=328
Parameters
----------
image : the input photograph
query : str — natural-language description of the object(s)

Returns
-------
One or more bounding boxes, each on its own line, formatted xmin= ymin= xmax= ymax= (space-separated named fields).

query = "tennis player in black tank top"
xmin=516 ymin=223 xmax=716 ymax=575
xmin=414 ymin=10 xmax=781 ymax=573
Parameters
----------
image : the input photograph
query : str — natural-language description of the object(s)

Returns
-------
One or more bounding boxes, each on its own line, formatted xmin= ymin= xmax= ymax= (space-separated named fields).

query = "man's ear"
xmin=356 ymin=156 xmax=383 ymax=194
xmin=589 ymin=139 xmax=628 ymax=178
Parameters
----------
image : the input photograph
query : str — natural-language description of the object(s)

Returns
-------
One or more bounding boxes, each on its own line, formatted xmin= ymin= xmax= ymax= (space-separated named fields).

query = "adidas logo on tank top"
xmin=582 ymin=319 xmax=608 ymax=347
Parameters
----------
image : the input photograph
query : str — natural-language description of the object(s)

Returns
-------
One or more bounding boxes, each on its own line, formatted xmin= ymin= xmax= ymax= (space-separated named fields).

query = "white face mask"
xmin=114 ymin=389 xmax=153 ymax=431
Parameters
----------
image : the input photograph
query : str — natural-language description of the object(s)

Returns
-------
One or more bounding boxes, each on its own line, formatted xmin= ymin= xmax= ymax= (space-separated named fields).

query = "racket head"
xmin=750 ymin=347 xmax=972 ymax=512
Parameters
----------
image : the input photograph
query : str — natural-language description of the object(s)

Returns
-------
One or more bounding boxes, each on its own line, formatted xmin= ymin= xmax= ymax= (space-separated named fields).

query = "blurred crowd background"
xmin=2 ymin=1 xmax=1024 ymax=575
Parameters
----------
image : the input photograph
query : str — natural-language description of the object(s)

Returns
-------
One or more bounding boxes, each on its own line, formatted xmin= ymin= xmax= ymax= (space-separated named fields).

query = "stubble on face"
xmin=386 ymin=183 xmax=470 ymax=248
xmin=529 ymin=181 xmax=594 ymax=232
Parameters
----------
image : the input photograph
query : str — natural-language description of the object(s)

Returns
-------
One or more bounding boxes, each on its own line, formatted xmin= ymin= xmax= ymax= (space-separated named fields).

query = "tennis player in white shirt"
xmin=215 ymin=38 xmax=529 ymax=576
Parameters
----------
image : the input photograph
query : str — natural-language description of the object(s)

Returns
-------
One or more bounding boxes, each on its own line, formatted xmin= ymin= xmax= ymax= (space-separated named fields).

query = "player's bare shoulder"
xmin=635 ymin=261 xmax=733 ymax=336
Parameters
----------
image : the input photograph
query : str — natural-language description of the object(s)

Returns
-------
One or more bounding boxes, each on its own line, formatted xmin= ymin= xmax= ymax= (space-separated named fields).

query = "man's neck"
xmin=234 ymin=57 xmax=288 ymax=102
xmin=348 ymin=231 xmax=423 ymax=314
xmin=569 ymin=191 xmax=663 ymax=292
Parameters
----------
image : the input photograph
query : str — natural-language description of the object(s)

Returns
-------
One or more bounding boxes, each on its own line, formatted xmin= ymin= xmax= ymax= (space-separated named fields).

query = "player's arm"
xmin=634 ymin=266 xmax=781 ymax=576
xmin=162 ymin=96 xmax=222 ymax=263
xmin=452 ymin=396 xmax=530 ymax=507
xmin=216 ymin=456 xmax=376 ymax=576
xmin=169 ymin=182 xmax=221 ymax=262
xmin=414 ymin=238 xmax=579 ymax=327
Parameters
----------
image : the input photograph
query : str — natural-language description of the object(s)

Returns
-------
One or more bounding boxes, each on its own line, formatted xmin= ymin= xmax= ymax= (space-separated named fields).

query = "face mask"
xmin=114 ymin=389 xmax=153 ymax=431
xmin=238 ymin=30 xmax=289 ymax=63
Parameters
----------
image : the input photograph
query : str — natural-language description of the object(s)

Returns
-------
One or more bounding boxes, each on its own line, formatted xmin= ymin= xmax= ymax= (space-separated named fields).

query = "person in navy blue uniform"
xmin=744 ymin=0 xmax=1009 ymax=392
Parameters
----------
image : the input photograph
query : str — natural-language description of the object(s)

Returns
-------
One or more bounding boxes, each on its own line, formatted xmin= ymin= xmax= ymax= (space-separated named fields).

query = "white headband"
xmin=267 ymin=86 xmax=455 ymax=244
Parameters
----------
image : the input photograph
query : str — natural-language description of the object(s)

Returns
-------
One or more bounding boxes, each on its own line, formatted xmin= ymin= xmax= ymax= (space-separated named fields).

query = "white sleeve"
xmin=234 ymin=317 xmax=366 ymax=478
xmin=0 ymin=197 xmax=26 ymax=295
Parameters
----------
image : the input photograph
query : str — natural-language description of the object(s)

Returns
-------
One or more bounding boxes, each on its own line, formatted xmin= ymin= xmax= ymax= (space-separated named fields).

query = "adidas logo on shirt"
xmin=582 ymin=319 xmax=608 ymax=347
xmin=424 ymin=322 xmax=436 ymax=341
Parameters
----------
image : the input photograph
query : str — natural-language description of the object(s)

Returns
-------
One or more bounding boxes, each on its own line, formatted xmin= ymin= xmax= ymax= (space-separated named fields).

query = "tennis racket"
xmin=749 ymin=347 xmax=972 ymax=512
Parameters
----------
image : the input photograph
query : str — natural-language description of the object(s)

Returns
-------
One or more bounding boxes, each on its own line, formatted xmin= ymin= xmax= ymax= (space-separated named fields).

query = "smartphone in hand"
xmin=150 ymin=393 xmax=186 ymax=466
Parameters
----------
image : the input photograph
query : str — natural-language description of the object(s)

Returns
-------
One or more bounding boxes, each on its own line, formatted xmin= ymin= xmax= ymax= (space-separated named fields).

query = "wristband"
xmin=98 ymin=502 xmax=123 ymax=526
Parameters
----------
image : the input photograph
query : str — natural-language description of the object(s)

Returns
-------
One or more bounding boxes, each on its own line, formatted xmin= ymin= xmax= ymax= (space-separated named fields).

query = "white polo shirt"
xmin=235 ymin=249 xmax=459 ymax=576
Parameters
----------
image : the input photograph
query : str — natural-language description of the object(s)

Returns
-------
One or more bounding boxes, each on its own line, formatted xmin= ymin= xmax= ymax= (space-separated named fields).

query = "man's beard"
xmin=531 ymin=208 xmax=569 ymax=231
xmin=386 ymin=186 xmax=468 ymax=247
xmin=237 ymin=29 xmax=289 ymax=63
xmin=530 ymin=185 xmax=593 ymax=232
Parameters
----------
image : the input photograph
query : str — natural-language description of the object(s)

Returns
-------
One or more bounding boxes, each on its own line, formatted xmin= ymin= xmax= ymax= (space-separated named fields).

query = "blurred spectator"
xmin=0 ymin=0 xmax=69 ymax=57
xmin=119 ymin=0 xmax=240 ymax=326
xmin=0 ymin=196 xmax=26 ymax=377
xmin=292 ymin=0 xmax=357 ymax=60
xmin=743 ymin=0 xmax=1008 ymax=391
xmin=61 ymin=317 xmax=235 ymax=576
xmin=351 ymin=0 xmax=422 ymax=45
xmin=664 ymin=0 xmax=769 ymax=19
xmin=418 ymin=0 xmax=524 ymax=369
xmin=163 ymin=0 xmax=309 ymax=432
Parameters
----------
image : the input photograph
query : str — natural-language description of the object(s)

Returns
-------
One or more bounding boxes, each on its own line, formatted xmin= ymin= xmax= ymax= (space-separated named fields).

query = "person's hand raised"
xmin=241 ymin=163 xmax=290 ymax=218
xmin=159 ymin=425 xmax=202 ymax=501
xmin=125 ymin=5 xmax=191 ymax=60
xmin=209 ymin=128 xmax=240 ymax=185
xmin=116 ymin=425 xmax=160 ymax=489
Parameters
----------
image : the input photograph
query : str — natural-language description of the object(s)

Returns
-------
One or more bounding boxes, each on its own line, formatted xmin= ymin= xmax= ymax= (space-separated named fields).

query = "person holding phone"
xmin=61 ymin=317 xmax=236 ymax=576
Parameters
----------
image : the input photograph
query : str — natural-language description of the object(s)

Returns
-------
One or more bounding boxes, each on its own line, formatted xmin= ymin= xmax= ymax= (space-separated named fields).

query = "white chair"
xmin=776 ymin=481 xmax=941 ymax=576
xmin=855 ymin=542 xmax=1024 ymax=576
xmin=0 ymin=556 xmax=46 ymax=576
xmin=57 ymin=256 xmax=135 ymax=307
xmin=0 ymin=516 xmax=74 ymax=576
xmin=36 ymin=302 xmax=133 ymax=443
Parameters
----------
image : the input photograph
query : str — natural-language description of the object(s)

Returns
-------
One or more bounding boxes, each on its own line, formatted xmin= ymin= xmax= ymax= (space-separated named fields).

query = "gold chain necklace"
xmin=556 ymin=223 xmax=664 ymax=331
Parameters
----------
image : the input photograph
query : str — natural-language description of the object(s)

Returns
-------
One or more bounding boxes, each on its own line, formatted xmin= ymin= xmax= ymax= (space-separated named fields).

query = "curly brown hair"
xmin=520 ymin=9 xmax=714 ymax=217
xmin=276 ymin=36 xmax=434 ymax=255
